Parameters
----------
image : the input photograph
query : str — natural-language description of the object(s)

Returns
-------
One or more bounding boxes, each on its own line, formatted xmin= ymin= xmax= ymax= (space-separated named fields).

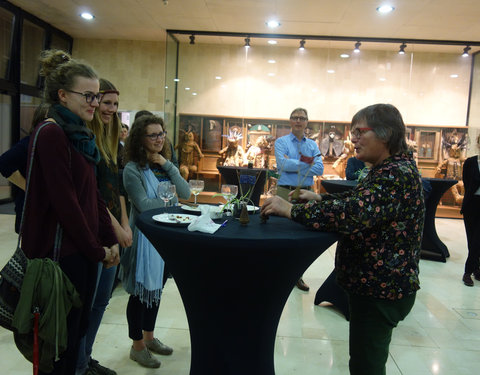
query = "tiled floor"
xmin=1 ymin=213 xmax=479 ymax=374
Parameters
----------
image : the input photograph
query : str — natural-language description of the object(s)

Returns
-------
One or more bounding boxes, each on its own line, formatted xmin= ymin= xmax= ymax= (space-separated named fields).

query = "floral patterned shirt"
xmin=291 ymin=153 xmax=425 ymax=300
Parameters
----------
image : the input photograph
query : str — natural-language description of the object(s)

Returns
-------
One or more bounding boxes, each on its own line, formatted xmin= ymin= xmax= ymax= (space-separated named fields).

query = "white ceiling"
xmin=8 ymin=0 xmax=480 ymax=54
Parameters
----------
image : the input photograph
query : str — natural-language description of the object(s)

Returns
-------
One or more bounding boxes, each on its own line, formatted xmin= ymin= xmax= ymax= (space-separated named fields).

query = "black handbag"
xmin=0 ymin=120 xmax=61 ymax=331
xmin=0 ymin=246 xmax=28 ymax=330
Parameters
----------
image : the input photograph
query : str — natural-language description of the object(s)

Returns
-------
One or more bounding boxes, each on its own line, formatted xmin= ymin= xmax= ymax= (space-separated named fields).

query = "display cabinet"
xmin=178 ymin=113 xmax=470 ymax=215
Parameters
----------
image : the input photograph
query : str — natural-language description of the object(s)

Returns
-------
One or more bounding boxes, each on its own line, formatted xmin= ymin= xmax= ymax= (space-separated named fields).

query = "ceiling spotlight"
xmin=244 ymin=37 xmax=251 ymax=49
xmin=299 ymin=39 xmax=306 ymax=50
xmin=398 ymin=43 xmax=407 ymax=55
xmin=462 ymin=46 xmax=471 ymax=57
xmin=266 ymin=20 xmax=281 ymax=28
xmin=189 ymin=35 xmax=195 ymax=44
xmin=268 ymin=40 xmax=277 ymax=45
xmin=376 ymin=5 xmax=395 ymax=13
xmin=80 ymin=12 xmax=94 ymax=20
xmin=354 ymin=41 xmax=361 ymax=53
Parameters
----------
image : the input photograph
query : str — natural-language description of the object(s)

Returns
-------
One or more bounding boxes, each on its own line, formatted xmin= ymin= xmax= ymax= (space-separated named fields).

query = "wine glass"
xmin=221 ymin=184 xmax=238 ymax=212
xmin=189 ymin=179 xmax=204 ymax=205
xmin=158 ymin=181 xmax=176 ymax=207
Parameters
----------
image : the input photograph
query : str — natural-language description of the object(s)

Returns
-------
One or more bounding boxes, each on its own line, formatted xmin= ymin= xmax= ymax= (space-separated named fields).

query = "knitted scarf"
xmin=48 ymin=104 xmax=100 ymax=164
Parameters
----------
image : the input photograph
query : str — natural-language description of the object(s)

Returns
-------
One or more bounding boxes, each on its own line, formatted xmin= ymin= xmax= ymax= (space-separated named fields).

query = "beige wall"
xmin=72 ymin=38 xmax=166 ymax=113
xmin=177 ymin=44 xmax=472 ymax=126
xmin=71 ymin=38 xmax=477 ymax=143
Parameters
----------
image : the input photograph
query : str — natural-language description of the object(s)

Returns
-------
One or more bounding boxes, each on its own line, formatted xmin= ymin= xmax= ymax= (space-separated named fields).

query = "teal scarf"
xmin=134 ymin=168 xmax=165 ymax=307
xmin=48 ymin=104 xmax=100 ymax=164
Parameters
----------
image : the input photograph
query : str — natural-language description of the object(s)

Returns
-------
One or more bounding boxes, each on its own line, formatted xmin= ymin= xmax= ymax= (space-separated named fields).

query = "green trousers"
xmin=348 ymin=292 xmax=416 ymax=375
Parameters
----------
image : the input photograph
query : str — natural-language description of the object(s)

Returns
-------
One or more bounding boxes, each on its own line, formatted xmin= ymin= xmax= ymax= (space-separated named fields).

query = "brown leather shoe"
xmin=296 ymin=278 xmax=310 ymax=291
xmin=463 ymin=273 xmax=474 ymax=287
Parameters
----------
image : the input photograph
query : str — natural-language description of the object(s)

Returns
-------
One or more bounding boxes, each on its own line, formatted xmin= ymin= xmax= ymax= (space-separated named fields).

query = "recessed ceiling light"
xmin=450 ymin=74 xmax=459 ymax=78
xmin=266 ymin=20 xmax=281 ymax=28
xmin=268 ymin=40 xmax=277 ymax=45
xmin=215 ymin=76 xmax=222 ymax=80
xmin=327 ymin=70 xmax=335 ymax=74
xmin=192 ymin=92 xmax=197 ymax=96
xmin=340 ymin=53 xmax=350 ymax=58
xmin=379 ymin=77 xmax=387 ymax=81
xmin=80 ymin=12 xmax=94 ymax=20
xmin=174 ymin=78 xmax=180 ymax=82
xmin=268 ymin=73 xmax=275 ymax=76
xmin=376 ymin=5 xmax=395 ymax=14
xmin=185 ymin=87 xmax=190 ymax=90
xmin=268 ymin=60 xmax=276 ymax=64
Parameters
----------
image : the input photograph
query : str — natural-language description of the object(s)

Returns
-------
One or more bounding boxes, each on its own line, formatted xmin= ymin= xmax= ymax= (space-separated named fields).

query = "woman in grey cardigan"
xmin=121 ymin=114 xmax=190 ymax=368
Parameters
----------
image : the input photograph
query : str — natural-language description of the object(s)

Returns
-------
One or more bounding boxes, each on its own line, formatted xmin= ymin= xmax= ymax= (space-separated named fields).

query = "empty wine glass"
xmin=189 ymin=179 xmax=204 ymax=204
xmin=221 ymin=184 xmax=238 ymax=212
xmin=158 ymin=181 xmax=176 ymax=207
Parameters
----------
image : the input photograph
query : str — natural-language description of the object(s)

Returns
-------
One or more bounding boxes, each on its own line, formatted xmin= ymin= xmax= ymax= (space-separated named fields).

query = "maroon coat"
xmin=22 ymin=122 xmax=117 ymax=262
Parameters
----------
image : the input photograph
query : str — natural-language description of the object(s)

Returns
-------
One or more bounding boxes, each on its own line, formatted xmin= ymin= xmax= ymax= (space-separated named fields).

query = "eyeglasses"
xmin=145 ymin=131 xmax=167 ymax=141
xmin=351 ymin=127 xmax=373 ymax=139
xmin=290 ymin=116 xmax=308 ymax=122
xmin=66 ymin=90 xmax=104 ymax=104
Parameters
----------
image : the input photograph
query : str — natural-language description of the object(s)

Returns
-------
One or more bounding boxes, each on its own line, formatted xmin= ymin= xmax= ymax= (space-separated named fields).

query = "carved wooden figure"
xmin=176 ymin=131 xmax=204 ymax=180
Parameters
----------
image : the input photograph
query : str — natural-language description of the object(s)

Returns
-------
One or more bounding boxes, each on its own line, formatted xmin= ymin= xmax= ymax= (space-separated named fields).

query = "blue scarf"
xmin=134 ymin=168 xmax=165 ymax=307
xmin=48 ymin=104 xmax=101 ymax=165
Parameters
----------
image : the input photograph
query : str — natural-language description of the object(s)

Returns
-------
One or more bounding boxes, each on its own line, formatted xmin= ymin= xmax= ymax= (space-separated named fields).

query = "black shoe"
xmin=463 ymin=273 xmax=474 ymax=287
xmin=473 ymin=270 xmax=480 ymax=282
xmin=296 ymin=278 xmax=310 ymax=291
xmin=88 ymin=358 xmax=117 ymax=375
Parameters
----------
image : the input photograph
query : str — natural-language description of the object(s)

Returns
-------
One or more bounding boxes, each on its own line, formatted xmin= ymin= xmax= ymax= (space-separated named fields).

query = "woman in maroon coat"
xmin=21 ymin=49 xmax=119 ymax=375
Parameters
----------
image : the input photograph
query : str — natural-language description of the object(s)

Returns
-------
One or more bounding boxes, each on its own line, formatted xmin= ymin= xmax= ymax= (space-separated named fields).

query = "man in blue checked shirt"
xmin=274 ymin=107 xmax=324 ymax=291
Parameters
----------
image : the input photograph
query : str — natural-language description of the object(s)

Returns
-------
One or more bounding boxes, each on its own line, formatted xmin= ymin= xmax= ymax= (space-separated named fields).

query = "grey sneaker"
xmin=145 ymin=338 xmax=173 ymax=355
xmin=129 ymin=346 xmax=161 ymax=368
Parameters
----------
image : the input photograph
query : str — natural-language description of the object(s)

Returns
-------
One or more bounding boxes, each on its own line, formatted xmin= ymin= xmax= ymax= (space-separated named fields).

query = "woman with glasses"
xmin=262 ymin=104 xmax=425 ymax=375
xmin=74 ymin=79 xmax=132 ymax=375
xmin=121 ymin=114 xmax=190 ymax=368
xmin=21 ymin=50 xmax=119 ymax=374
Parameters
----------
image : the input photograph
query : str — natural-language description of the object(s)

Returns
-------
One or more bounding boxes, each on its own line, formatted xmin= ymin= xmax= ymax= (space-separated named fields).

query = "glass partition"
xmin=167 ymin=35 xmax=475 ymax=192
xmin=21 ymin=19 xmax=45 ymax=85
xmin=164 ymin=33 xmax=178 ymax=144
xmin=0 ymin=94 xmax=12 ymax=200
xmin=50 ymin=33 xmax=71 ymax=53
xmin=20 ymin=95 xmax=42 ymax=137
xmin=0 ymin=7 xmax=13 ymax=79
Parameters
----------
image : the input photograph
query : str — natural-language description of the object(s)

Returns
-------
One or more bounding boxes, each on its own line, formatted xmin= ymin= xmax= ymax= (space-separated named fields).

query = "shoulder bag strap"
xmin=19 ymin=119 xmax=66 ymax=262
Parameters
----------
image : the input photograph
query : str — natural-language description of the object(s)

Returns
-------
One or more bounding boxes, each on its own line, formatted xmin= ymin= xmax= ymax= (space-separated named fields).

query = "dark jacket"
xmin=461 ymin=155 xmax=480 ymax=215
xmin=0 ymin=136 xmax=29 ymax=233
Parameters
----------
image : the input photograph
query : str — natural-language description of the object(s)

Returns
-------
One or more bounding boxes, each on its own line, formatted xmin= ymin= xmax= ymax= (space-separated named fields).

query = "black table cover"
xmin=136 ymin=207 xmax=338 ymax=375
xmin=321 ymin=177 xmax=457 ymax=262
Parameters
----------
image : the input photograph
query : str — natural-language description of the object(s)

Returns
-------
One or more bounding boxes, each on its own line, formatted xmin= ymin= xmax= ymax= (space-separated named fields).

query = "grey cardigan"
xmin=120 ymin=160 xmax=190 ymax=294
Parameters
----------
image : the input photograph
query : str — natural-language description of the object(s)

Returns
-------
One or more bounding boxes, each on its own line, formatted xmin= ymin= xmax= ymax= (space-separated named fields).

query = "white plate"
xmin=181 ymin=204 xmax=224 ymax=218
xmin=152 ymin=213 xmax=196 ymax=226
xmin=180 ymin=204 xmax=204 ymax=213
xmin=220 ymin=204 xmax=259 ymax=212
